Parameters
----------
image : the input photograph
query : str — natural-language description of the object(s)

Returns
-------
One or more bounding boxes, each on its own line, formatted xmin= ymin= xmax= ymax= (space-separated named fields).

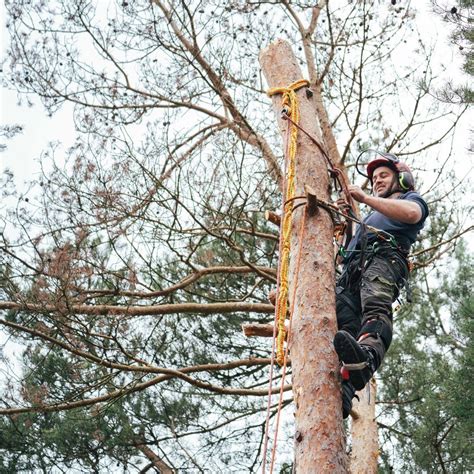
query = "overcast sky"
xmin=1 ymin=2 xmax=471 ymax=191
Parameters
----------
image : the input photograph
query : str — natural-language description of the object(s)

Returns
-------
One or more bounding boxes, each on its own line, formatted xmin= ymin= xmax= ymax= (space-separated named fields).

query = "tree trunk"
xmin=350 ymin=379 xmax=379 ymax=473
xmin=259 ymin=39 xmax=347 ymax=472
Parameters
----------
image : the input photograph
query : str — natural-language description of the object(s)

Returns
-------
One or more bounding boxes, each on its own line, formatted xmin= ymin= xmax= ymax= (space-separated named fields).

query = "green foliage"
xmin=1 ymin=0 xmax=470 ymax=471
xmin=379 ymin=241 xmax=474 ymax=472
xmin=433 ymin=0 xmax=473 ymax=102
xmin=0 ymin=406 xmax=141 ymax=472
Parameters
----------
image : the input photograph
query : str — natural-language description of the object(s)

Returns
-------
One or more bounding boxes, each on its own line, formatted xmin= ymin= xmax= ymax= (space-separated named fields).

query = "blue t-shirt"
xmin=347 ymin=191 xmax=429 ymax=252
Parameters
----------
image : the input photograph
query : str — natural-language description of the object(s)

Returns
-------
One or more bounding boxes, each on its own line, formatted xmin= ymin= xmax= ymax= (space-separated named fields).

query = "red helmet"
xmin=366 ymin=152 xmax=415 ymax=191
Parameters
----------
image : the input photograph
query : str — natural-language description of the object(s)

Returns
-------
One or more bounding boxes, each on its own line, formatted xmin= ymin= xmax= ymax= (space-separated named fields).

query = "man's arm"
xmin=348 ymin=185 xmax=423 ymax=224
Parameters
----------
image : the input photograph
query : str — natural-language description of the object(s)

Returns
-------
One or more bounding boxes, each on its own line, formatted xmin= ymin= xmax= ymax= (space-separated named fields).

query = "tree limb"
xmin=0 ymin=301 xmax=274 ymax=316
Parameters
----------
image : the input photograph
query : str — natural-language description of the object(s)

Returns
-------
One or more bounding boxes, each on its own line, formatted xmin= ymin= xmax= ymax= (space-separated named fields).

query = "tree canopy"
xmin=431 ymin=0 xmax=473 ymax=102
xmin=1 ymin=1 xmax=471 ymax=471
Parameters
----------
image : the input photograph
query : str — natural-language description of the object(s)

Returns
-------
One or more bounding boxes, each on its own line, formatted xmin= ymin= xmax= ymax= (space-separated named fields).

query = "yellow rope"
xmin=267 ymin=79 xmax=309 ymax=366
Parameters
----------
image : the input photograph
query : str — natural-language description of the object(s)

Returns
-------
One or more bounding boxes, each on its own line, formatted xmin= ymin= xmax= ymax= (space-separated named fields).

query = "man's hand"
xmin=348 ymin=185 xmax=368 ymax=204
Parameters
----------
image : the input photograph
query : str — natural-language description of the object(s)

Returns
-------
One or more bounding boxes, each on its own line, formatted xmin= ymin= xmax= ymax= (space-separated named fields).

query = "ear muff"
xmin=398 ymin=171 xmax=414 ymax=191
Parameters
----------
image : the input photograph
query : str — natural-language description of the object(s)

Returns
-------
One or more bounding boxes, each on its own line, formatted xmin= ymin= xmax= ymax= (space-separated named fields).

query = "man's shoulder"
xmin=400 ymin=191 xmax=429 ymax=219
xmin=399 ymin=190 xmax=424 ymax=200
xmin=399 ymin=191 xmax=428 ymax=207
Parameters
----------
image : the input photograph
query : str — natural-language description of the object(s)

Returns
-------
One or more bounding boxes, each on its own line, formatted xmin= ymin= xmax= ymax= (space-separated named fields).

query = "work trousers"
xmin=335 ymin=247 xmax=409 ymax=368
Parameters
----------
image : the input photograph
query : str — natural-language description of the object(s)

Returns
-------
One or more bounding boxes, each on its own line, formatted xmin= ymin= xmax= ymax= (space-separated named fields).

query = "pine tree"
xmin=1 ymin=1 xmax=471 ymax=470
xmin=379 ymin=240 xmax=474 ymax=472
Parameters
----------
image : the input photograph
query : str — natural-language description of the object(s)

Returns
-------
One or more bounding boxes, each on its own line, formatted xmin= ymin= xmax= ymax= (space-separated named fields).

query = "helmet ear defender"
xmin=398 ymin=172 xmax=414 ymax=191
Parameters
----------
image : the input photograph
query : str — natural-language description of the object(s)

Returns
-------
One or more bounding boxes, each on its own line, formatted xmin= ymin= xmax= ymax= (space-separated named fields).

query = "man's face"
xmin=372 ymin=166 xmax=396 ymax=197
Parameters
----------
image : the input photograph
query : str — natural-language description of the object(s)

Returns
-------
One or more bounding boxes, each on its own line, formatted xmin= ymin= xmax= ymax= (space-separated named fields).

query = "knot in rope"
xmin=266 ymin=79 xmax=308 ymax=366
xmin=267 ymin=79 xmax=309 ymax=120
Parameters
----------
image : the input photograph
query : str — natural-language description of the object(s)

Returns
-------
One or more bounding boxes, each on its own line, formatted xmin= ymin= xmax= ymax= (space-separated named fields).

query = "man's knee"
xmin=358 ymin=316 xmax=393 ymax=357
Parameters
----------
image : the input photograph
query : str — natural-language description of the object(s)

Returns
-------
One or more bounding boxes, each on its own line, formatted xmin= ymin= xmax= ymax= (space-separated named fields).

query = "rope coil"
xmin=267 ymin=79 xmax=309 ymax=366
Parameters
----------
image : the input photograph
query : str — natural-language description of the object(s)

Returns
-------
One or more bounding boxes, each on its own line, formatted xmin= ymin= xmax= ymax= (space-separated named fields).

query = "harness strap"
xmin=342 ymin=361 xmax=369 ymax=370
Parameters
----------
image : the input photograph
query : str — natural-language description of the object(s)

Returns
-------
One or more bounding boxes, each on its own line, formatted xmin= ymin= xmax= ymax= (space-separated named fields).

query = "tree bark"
xmin=260 ymin=39 xmax=347 ymax=472
xmin=350 ymin=379 xmax=379 ymax=473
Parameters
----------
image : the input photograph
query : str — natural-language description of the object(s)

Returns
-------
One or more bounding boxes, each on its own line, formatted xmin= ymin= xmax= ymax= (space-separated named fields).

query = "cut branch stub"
xmin=268 ymin=289 xmax=277 ymax=305
xmin=242 ymin=323 xmax=288 ymax=340
xmin=304 ymin=184 xmax=319 ymax=216
xmin=265 ymin=210 xmax=281 ymax=227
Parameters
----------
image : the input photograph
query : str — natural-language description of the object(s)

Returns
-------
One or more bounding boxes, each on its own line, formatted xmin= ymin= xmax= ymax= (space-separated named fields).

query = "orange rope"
xmin=262 ymin=80 xmax=308 ymax=473
xmin=269 ymin=209 xmax=307 ymax=473
xmin=261 ymin=123 xmax=292 ymax=474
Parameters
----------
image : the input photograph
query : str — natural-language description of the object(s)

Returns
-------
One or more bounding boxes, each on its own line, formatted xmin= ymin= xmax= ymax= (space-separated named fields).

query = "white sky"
xmin=1 ymin=2 xmax=471 ymax=191
xmin=0 ymin=4 xmax=471 ymax=468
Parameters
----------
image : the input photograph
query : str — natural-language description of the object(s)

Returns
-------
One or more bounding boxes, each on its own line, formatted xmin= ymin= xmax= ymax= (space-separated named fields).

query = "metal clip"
xmin=281 ymin=106 xmax=290 ymax=118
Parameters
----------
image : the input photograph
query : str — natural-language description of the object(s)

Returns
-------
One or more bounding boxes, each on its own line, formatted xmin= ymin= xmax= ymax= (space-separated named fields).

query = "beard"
xmin=375 ymin=176 xmax=400 ymax=198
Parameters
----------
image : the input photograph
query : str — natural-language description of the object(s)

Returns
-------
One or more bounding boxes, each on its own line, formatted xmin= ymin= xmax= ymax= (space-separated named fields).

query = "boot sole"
xmin=342 ymin=382 xmax=355 ymax=419
xmin=334 ymin=330 xmax=369 ymax=391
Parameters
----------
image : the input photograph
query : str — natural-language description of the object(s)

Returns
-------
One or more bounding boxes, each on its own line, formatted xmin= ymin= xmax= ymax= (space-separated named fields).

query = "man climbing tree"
xmin=333 ymin=151 xmax=429 ymax=417
xmin=2 ymin=1 xmax=471 ymax=469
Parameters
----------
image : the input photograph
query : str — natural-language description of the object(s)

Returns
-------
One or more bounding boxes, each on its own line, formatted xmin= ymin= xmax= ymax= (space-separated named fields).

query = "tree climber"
xmin=333 ymin=152 xmax=429 ymax=418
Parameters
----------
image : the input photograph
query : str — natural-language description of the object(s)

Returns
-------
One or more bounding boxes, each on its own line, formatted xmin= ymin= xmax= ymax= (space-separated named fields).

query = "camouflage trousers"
xmin=335 ymin=248 xmax=409 ymax=368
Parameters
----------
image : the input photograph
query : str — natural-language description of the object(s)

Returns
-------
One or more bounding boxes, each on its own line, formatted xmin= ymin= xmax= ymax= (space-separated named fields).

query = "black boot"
xmin=342 ymin=380 xmax=358 ymax=419
xmin=334 ymin=330 xmax=377 ymax=391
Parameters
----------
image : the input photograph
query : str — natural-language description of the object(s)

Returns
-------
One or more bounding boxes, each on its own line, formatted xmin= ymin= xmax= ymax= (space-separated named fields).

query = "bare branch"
xmin=0 ymin=301 xmax=274 ymax=316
